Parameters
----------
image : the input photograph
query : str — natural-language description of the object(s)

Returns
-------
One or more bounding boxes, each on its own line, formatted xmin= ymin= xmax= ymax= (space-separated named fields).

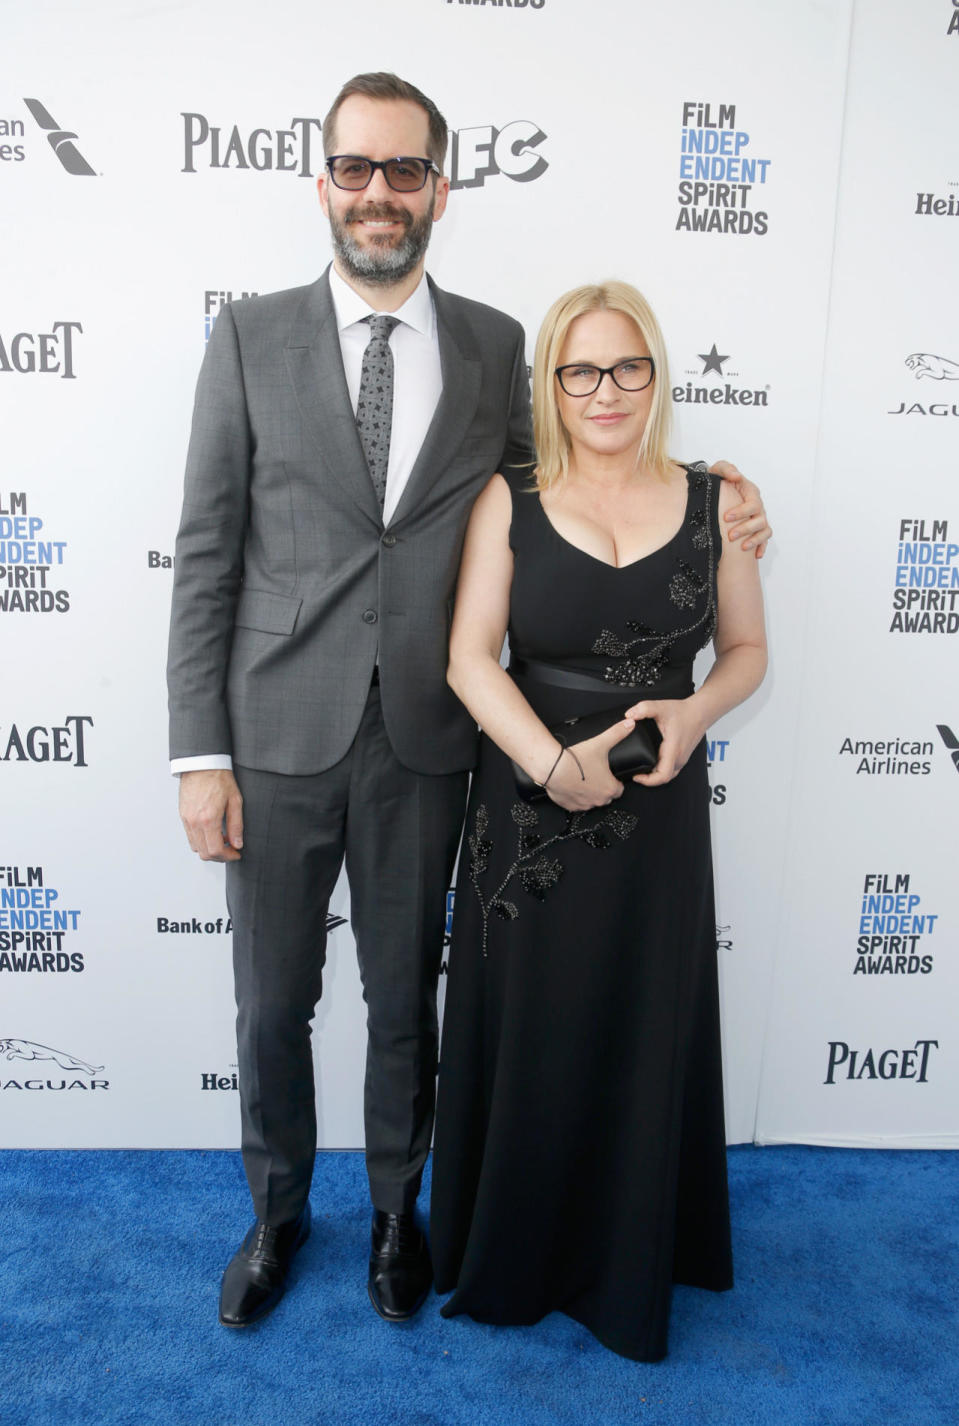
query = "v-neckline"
xmin=536 ymin=470 xmax=691 ymax=571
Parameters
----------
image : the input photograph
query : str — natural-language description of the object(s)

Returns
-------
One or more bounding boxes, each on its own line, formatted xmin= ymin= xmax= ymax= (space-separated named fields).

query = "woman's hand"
xmin=624 ymin=699 xmax=708 ymax=788
xmin=545 ymin=718 xmax=637 ymax=811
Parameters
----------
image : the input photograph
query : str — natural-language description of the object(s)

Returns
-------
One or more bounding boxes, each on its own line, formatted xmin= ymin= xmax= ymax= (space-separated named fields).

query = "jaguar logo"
xmin=0 ymin=1037 xmax=103 ymax=1075
xmin=905 ymin=353 xmax=959 ymax=381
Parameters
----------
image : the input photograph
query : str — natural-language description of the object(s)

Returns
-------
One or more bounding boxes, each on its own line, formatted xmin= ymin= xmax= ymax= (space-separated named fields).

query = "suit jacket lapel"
xmin=390 ymin=278 xmax=482 ymax=529
xmin=284 ymin=270 xmax=381 ymax=527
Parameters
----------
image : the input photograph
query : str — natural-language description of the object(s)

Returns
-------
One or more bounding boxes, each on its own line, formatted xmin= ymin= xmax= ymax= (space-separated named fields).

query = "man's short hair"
xmin=323 ymin=72 xmax=449 ymax=173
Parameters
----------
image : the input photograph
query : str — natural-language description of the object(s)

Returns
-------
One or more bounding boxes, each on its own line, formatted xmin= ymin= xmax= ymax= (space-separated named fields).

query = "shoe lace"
xmin=253 ymin=1222 xmax=279 ymax=1256
xmin=379 ymin=1213 xmax=418 ymax=1254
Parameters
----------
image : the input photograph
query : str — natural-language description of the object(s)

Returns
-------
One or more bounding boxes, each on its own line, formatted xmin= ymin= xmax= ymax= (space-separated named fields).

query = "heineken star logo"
xmin=698 ymin=344 xmax=730 ymax=376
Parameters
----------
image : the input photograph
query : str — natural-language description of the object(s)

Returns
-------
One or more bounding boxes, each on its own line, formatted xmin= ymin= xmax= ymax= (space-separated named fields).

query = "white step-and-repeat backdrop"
xmin=2 ymin=0 xmax=956 ymax=1150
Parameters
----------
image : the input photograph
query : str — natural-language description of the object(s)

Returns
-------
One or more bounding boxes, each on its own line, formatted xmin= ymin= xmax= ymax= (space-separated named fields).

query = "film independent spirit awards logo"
xmin=675 ymin=100 xmax=771 ymax=236
xmin=854 ymin=871 xmax=940 ymax=977
xmin=0 ymin=490 xmax=70 ymax=615
xmin=0 ymin=863 xmax=83 ymax=973
xmin=0 ymin=1037 xmax=108 ymax=1091
xmin=0 ymin=99 xmax=96 ymax=173
xmin=889 ymin=518 xmax=958 ymax=634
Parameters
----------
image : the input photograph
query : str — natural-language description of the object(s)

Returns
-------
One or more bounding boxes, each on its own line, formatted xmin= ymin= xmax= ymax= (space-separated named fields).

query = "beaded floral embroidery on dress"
xmin=468 ymin=800 xmax=638 ymax=956
xmin=592 ymin=464 xmax=718 ymax=688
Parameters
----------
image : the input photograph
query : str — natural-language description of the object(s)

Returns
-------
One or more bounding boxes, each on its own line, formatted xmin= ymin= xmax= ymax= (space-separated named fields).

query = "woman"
xmin=430 ymin=281 xmax=767 ymax=1362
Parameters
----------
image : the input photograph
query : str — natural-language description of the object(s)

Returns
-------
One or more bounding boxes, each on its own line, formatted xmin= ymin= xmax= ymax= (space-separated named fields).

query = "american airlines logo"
xmin=938 ymin=724 xmax=959 ymax=774
xmin=23 ymin=99 xmax=96 ymax=176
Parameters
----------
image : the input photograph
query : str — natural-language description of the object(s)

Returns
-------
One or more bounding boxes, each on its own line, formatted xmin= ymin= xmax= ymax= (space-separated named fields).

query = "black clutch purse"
xmin=512 ymin=708 xmax=662 ymax=802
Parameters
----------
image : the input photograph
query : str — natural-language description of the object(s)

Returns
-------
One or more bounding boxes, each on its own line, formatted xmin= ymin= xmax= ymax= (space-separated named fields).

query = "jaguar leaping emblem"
xmin=0 ymin=1038 xmax=103 ymax=1075
xmin=905 ymin=353 xmax=959 ymax=381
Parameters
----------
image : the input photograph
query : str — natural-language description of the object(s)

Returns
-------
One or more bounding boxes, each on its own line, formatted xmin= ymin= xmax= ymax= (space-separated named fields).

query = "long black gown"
xmin=430 ymin=462 xmax=733 ymax=1363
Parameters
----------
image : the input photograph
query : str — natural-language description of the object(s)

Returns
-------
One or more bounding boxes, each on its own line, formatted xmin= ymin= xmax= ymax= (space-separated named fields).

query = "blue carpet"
xmin=2 ymin=1146 xmax=957 ymax=1425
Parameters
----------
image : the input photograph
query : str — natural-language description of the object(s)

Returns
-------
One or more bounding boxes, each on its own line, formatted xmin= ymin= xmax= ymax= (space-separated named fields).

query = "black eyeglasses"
xmin=554 ymin=358 xmax=656 ymax=397
xmin=325 ymin=155 xmax=439 ymax=192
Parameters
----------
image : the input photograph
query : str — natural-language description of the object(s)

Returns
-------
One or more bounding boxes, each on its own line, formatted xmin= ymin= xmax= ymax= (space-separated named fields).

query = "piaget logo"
xmin=824 ymin=1038 xmax=937 ymax=1084
xmin=182 ymin=113 xmax=323 ymax=175
xmin=0 ymin=716 xmax=93 ymax=766
xmin=0 ymin=322 xmax=82 ymax=378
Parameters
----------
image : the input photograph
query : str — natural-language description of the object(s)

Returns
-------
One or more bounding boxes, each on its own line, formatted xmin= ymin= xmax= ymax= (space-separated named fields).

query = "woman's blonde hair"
xmin=532 ymin=280 xmax=673 ymax=489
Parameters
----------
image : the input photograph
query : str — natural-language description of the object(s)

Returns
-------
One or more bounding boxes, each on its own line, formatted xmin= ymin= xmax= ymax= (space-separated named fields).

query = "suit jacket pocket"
xmin=234 ymin=587 xmax=302 ymax=636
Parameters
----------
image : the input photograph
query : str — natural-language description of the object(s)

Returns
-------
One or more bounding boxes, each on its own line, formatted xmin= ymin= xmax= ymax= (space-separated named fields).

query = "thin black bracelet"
xmin=564 ymin=745 xmax=586 ymax=781
xmin=537 ymin=739 xmax=567 ymax=791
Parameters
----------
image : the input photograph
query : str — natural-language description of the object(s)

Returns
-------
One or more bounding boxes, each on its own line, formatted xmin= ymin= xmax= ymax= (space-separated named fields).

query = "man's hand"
xmin=709 ymin=460 xmax=772 ymax=559
xmin=178 ymin=769 xmax=244 ymax=862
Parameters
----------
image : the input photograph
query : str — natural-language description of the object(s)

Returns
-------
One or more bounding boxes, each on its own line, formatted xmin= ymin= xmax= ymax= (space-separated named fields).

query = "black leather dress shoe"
xmin=218 ymin=1203 xmax=311 ymax=1327
xmin=367 ymin=1209 xmax=433 ymax=1322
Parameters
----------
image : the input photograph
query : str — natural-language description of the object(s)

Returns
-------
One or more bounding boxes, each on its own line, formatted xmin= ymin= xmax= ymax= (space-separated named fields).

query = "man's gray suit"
xmin=168 ymin=268 xmax=531 ymax=1223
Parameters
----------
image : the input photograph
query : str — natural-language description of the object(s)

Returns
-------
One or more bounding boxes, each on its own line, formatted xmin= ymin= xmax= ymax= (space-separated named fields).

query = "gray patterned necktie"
xmin=355 ymin=314 xmax=400 ymax=510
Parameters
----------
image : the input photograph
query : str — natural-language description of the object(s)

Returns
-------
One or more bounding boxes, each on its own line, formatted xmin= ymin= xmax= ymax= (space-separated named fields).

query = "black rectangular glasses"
xmin=325 ymin=156 xmax=439 ymax=192
xmin=554 ymin=359 xmax=656 ymax=397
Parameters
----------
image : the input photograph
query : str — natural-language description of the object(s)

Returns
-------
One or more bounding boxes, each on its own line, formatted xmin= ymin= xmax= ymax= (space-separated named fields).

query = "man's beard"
xmin=329 ymin=200 xmax=434 ymax=287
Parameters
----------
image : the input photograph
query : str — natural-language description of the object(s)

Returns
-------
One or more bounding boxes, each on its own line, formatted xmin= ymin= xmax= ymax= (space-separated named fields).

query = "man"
xmin=168 ymin=72 xmax=771 ymax=1331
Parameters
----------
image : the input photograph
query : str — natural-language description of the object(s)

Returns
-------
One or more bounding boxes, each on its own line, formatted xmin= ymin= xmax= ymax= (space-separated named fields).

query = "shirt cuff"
xmin=170 ymin=755 xmax=233 ymax=775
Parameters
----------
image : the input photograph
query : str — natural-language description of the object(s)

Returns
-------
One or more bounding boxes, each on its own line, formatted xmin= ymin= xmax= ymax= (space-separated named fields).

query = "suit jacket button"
xmin=362 ymin=609 xmax=378 ymax=624
xmin=381 ymin=532 xmax=397 ymax=548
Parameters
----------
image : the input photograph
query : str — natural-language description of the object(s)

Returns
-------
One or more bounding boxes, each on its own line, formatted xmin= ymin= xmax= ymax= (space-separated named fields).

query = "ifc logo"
xmin=449 ymin=121 xmax=548 ymax=190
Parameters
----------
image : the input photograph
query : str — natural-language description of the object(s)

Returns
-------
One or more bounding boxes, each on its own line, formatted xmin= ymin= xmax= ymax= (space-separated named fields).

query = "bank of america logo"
xmin=23 ymin=99 xmax=96 ymax=176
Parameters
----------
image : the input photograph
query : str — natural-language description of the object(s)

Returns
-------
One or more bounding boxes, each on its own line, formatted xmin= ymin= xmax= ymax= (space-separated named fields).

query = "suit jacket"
xmin=167 ymin=269 xmax=532 ymax=776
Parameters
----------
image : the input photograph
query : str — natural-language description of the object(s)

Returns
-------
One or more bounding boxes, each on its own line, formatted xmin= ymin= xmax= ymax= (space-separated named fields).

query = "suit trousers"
xmin=225 ymin=684 xmax=468 ymax=1224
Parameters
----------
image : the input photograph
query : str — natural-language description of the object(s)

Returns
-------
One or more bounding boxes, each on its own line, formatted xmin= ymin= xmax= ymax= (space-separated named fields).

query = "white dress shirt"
xmin=171 ymin=267 xmax=443 ymax=775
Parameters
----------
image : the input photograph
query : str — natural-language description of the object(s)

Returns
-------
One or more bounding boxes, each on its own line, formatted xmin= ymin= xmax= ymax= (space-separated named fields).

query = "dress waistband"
xmin=509 ymin=656 xmax=692 ymax=700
